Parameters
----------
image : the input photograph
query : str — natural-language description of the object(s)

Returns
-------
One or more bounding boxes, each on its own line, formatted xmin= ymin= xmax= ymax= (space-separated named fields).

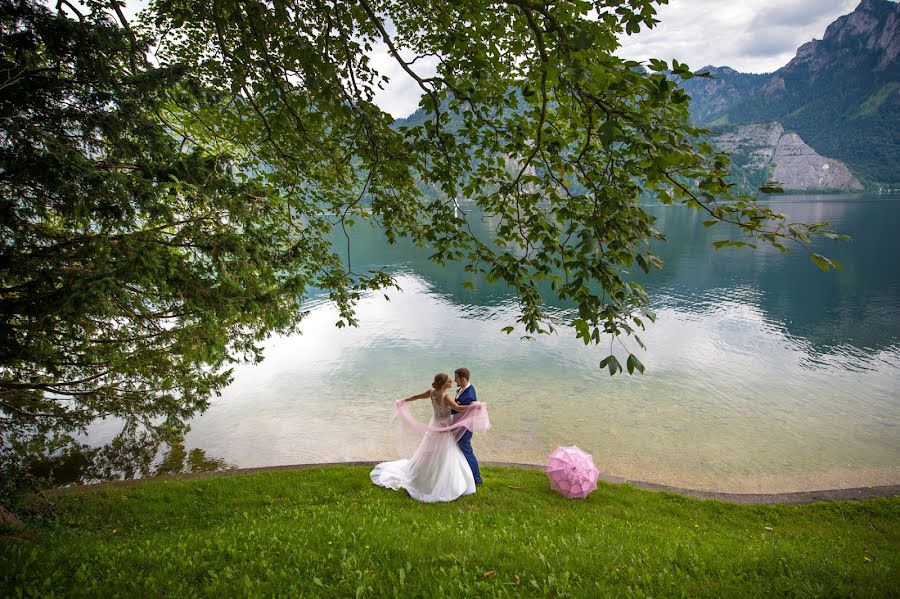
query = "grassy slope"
xmin=2 ymin=466 xmax=898 ymax=598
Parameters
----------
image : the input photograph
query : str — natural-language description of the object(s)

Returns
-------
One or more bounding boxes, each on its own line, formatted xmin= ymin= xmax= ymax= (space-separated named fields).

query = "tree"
xmin=0 ymin=0 xmax=842 ymax=488
xmin=0 ymin=0 xmax=380 ymax=488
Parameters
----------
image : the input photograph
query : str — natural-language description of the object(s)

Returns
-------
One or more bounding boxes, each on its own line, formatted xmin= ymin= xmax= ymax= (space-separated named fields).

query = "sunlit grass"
xmin=2 ymin=466 xmax=897 ymax=597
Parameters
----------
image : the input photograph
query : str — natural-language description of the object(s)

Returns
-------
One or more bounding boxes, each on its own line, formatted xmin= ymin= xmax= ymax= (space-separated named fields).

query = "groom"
xmin=453 ymin=367 xmax=482 ymax=485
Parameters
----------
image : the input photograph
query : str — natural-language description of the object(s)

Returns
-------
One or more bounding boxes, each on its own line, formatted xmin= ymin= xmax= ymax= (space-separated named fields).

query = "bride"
xmin=370 ymin=373 xmax=488 ymax=503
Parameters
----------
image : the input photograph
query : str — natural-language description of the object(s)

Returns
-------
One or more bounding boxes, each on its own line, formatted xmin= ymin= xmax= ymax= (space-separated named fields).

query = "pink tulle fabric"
xmin=393 ymin=399 xmax=491 ymax=441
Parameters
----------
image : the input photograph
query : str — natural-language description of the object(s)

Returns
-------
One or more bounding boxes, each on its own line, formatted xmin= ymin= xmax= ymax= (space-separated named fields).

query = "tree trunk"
xmin=0 ymin=503 xmax=23 ymax=527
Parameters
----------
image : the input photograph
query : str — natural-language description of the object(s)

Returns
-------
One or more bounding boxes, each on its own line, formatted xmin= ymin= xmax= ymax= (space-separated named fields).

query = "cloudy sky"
xmin=617 ymin=0 xmax=860 ymax=73
xmin=371 ymin=0 xmax=863 ymax=118
xmin=112 ymin=0 xmax=866 ymax=119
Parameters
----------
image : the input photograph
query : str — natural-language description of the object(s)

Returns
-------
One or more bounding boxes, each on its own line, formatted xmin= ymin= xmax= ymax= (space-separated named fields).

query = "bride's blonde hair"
xmin=431 ymin=372 xmax=450 ymax=390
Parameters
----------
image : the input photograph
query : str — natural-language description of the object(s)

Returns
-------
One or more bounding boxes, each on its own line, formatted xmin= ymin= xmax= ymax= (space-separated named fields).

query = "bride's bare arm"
xmin=403 ymin=390 xmax=432 ymax=402
xmin=443 ymin=394 xmax=471 ymax=411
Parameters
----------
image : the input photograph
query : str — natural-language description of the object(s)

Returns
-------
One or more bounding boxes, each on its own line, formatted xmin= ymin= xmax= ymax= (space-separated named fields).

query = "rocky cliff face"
xmin=712 ymin=123 xmax=864 ymax=191
xmin=779 ymin=0 xmax=898 ymax=76
xmin=818 ymin=0 xmax=899 ymax=67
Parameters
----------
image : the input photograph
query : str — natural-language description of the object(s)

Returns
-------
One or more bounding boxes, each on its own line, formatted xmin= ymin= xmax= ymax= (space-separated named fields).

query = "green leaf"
xmin=711 ymin=240 xmax=753 ymax=250
xmin=758 ymin=181 xmax=785 ymax=194
xmin=572 ymin=30 xmax=594 ymax=51
xmin=572 ymin=319 xmax=590 ymax=344
xmin=602 ymin=355 xmax=621 ymax=376
xmin=810 ymin=253 xmax=837 ymax=271
xmin=634 ymin=335 xmax=646 ymax=350
xmin=635 ymin=254 xmax=650 ymax=273
xmin=626 ymin=353 xmax=645 ymax=375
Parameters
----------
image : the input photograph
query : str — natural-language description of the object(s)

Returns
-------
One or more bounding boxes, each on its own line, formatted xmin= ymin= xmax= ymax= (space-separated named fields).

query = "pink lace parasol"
xmin=546 ymin=445 xmax=600 ymax=499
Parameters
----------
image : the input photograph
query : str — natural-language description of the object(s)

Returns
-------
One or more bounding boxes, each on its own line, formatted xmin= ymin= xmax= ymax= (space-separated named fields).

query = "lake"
xmin=160 ymin=194 xmax=900 ymax=493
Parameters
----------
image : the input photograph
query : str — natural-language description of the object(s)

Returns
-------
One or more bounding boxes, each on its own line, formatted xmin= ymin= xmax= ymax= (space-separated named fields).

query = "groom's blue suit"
xmin=454 ymin=385 xmax=482 ymax=485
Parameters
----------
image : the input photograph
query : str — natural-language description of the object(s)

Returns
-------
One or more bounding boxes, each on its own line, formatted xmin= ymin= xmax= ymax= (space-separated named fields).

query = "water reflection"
xmin=186 ymin=270 xmax=900 ymax=493
xmin=153 ymin=438 xmax=234 ymax=477
xmin=130 ymin=194 xmax=900 ymax=493
xmin=642 ymin=196 xmax=900 ymax=354
xmin=20 ymin=433 xmax=233 ymax=487
xmin=344 ymin=194 xmax=900 ymax=356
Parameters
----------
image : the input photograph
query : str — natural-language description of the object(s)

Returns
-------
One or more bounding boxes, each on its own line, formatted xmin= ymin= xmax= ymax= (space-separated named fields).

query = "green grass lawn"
xmin=2 ymin=466 xmax=898 ymax=597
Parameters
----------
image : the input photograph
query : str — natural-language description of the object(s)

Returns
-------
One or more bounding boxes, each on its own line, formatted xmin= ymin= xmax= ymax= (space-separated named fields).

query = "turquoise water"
xmin=177 ymin=194 xmax=900 ymax=492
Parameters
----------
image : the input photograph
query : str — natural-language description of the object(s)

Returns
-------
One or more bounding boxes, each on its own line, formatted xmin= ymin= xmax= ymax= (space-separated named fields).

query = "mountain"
xmin=684 ymin=0 xmax=900 ymax=186
xmin=680 ymin=67 xmax=768 ymax=125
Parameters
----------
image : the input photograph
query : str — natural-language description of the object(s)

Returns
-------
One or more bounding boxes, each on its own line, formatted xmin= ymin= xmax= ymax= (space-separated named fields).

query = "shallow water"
xmin=93 ymin=194 xmax=900 ymax=493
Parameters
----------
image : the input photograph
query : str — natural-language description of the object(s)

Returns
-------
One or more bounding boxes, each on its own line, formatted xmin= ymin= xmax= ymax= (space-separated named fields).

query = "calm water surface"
xmin=142 ymin=195 xmax=900 ymax=492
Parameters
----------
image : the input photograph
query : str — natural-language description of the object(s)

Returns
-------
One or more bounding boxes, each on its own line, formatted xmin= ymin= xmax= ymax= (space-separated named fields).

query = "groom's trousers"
xmin=457 ymin=430 xmax=482 ymax=484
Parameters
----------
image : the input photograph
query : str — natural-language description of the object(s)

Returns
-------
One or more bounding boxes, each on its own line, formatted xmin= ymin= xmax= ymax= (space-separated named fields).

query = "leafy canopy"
xmin=0 ymin=0 xmax=841 ymax=484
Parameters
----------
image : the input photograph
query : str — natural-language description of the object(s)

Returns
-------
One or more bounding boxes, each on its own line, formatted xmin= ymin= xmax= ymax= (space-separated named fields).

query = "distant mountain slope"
xmin=680 ymin=67 xmax=768 ymax=126
xmin=683 ymin=0 xmax=900 ymax=185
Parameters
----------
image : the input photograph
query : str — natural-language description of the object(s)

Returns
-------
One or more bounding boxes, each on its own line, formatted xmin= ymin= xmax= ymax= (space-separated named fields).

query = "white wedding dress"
xmin=370 ymin=392 xmax=476 ymax=503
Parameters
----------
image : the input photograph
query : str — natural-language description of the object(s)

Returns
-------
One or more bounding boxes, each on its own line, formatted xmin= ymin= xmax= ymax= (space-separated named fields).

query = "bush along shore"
xmin=1 ymin=465 xmax=898 ymax=597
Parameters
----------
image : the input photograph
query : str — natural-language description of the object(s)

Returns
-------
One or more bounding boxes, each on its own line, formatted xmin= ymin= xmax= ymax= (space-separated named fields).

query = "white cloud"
xmin=367 ymin=39 xmax=440 ymax=121
xmin=616 ymin=0 xmax=860 ymax=73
